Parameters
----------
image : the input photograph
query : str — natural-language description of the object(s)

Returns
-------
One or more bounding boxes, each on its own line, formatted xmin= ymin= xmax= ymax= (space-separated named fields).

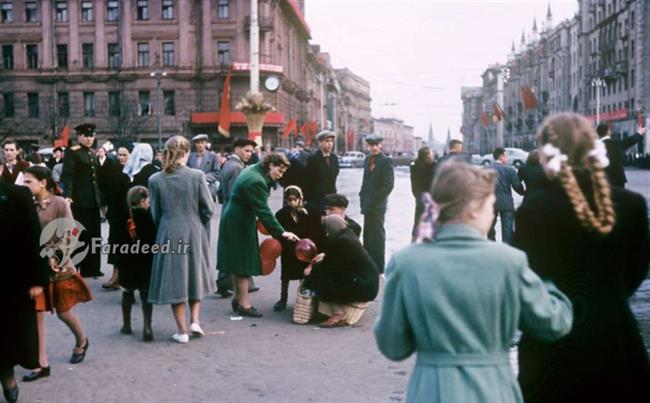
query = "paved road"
xmin=18 ymin=167 xmax=649 ymax=402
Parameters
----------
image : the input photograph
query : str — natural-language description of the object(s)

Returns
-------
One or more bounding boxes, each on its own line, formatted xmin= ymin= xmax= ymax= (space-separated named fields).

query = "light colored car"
xmin=339 ymin=151 xmax=366 ymax=168
xmin=480 ymin=147 xmax=529 ymax=168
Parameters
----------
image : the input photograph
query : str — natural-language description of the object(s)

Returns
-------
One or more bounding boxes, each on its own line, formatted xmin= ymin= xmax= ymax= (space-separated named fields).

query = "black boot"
xmin=121 ymin=291 xmax=135 ymax=335
xmin=274 ymin=280 xmax=289 ymax=311
xmin=140 ymin=291 xmax=154 ymax=342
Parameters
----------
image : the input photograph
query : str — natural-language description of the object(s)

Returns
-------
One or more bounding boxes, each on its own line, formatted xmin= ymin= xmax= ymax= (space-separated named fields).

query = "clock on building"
xmin=264 ymin=75 xmax=281 ymax=92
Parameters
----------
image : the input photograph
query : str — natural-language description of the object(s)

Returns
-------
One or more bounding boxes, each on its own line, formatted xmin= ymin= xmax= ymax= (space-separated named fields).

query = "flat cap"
xmin=233 ymin=138 xmax=257 ymax=148
xmin=192 ymin=133 xmax=209 ymax=142
xmin=365 ymin=134 xmax=384 ymax=144
xmin=316 ymin=130 xmax=336 ymax=142
xmin=74 ymin=124 xmax=96 ymax=136
xmin=295 ymin=140 xmax=305 ymax=147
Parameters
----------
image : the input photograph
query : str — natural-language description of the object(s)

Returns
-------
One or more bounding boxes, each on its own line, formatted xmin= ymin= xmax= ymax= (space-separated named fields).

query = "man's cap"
xmin=316 ymin=130 xmax=336 ymax=142
xmin=192 ymin=134 xmax=209 ymax=142
xmin=233 ymin=138 xmax=257 ymax=148
xmin=74 ymin=124 xmax=96 ymax=136
xmin=365 ymin=134 xmax=384 ymax=144
xmin=295 ymin=140 xmax=305 ymax=147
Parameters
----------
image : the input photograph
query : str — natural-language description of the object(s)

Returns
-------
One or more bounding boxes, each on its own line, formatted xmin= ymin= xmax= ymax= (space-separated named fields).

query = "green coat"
xmin=374 ymin=224 xmax=573 ymax=403
xmin=217 ymin=164 xmax=285 ymax=276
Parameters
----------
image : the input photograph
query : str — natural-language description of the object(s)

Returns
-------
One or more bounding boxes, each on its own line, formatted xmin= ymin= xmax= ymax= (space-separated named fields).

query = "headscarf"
xmin=322 ymin=214 xmax=348 ymax=240
xmin=416 ymin=192 xmax=439 ymax=243
xmin=284 ymin=185 xmax=308 ymax=215
xmin=123 ymin=143 xmax=154 ymax=179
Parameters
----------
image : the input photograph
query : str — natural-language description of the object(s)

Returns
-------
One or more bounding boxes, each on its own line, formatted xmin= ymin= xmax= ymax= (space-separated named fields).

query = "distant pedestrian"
xmin=322 ymin=193 xmax=361 ymax=238
xmin=147 ymin=136 xmax=216 ymax=344
xmin=359 ymin=134 xmax=394 ymax=272
xmin=409 ymin=146 xmax=435 ymax=242
xmin=46 ymin=147 xmax=64 ymax=170
xmin=596 ymin=122 xmax=646 ymax=188
xmin=487 ymin=147 xmax=524 ymax=244
xmin=123 ymin=143 xmax=160 ymax=188
xmin=513 ymin=113 xmax=649 ymax=403
xmin=517 ymin=150 xmax=548 ymax=203
xmin=0 ymin=140 xmax=30 ymax=184
xmin=375 ymin=160 xmax=573 ymax=403
xmin=304 ymin=131 xmax=339 ymax=209
xmin=188 ymin=134 xmax=221 ymax=200
xmin=432 ymin=139 xmax=466 ymax=178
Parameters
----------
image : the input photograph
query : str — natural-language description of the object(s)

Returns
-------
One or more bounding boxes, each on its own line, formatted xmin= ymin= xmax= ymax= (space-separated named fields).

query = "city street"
xmin=18 ymin=167 xmax=650 ymax=403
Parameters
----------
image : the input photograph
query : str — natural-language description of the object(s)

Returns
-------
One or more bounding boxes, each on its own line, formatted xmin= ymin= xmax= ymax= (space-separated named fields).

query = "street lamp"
xmin=591 ymin=78 xmax=605 ymax=125
xmin=150 ymin=69 xmax=168 ymax=150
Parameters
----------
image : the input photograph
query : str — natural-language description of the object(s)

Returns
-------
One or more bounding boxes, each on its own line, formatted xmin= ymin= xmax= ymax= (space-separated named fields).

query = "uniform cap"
xmin=192 ymin=134 xmax=209 ymax=142
xmin=74 ymin=124 xmax=96 ymax=136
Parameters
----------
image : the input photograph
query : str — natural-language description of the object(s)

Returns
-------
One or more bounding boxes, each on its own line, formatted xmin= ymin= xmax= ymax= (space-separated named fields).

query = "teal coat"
xmin=217 ymin=164 xmax=285 ymax=276
xmin=374 ymin=224 xmax=573 ymax=403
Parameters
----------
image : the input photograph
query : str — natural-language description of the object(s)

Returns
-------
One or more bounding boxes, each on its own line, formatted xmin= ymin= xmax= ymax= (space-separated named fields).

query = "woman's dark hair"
xmin=526 ymin=150 xmax=540 ymax=166
xmin=127 ymin=186 xmax=149 ymax=208
xmin=24 ymin=165 xmax=58 ymax=194
xmin=27 ymin=153 xmax=43 ymax=165
xmin=261 ymin=152 xmax=291 ymax=172
xmin=415 ymin=146 xmax=432 ymax=165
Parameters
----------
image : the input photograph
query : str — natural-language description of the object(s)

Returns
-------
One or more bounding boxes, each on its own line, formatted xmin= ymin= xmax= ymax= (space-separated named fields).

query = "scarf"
xmin=123 ymin=143 xmax=154 ymax=179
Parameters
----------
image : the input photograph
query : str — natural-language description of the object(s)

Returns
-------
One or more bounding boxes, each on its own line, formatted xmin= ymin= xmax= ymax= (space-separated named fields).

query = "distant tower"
xmin=545 ymin=2 xmax=553 ymax=31
xmin=508 ymin=40 xmax=516 ymax=60
xmin=531 ymin=18 xmax=539 ymax=41
xmin=445 ymin=128 xmax=452 ymax=150
xmin=519 ymin=30 xmax=527 ymax=52
xmin=428 ymin=123 xmax=434 ymax=148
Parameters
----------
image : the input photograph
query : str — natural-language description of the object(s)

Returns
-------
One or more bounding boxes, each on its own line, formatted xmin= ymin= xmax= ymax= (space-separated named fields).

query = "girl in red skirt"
xmin=20 ymin=166 xmax=92 ymax=382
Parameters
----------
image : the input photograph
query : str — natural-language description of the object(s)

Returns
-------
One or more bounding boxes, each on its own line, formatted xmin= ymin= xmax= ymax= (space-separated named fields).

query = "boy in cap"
xmin=188 ymin=134 xmax=221 ymax=199
xmin=322 ymin=193 xmax=361 ymax=238
xmin=304 ymin=130 xmax=339 ymax=209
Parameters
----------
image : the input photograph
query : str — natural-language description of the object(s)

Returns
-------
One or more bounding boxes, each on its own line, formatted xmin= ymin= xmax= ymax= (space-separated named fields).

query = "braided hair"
xmin=536 ymin=113 xmax=615 ymax=235
xmin=161 ymin=136 xmax=190 ymax=173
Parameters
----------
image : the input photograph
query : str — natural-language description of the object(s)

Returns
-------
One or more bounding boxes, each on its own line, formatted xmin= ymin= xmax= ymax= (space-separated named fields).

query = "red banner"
xmin=585 ymin=108 xmax=629 ymax=122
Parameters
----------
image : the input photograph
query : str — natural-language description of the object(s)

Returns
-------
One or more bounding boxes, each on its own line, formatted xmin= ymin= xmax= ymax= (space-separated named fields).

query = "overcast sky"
xmin=305 ymin=0 xmax=578 ymax=143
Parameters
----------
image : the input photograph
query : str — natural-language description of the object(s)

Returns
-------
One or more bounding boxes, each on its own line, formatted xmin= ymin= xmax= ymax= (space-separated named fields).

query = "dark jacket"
xmin=219 ymin=154 xmax=246 ymax=205
xmin=345 ymin=215 xmax=362 ymax=238
xmin=603 ymin=133 xmax=643 ymax=187
xmin=307 ymin=228 xmax=379 ymax=303
xmin=517 ymin=163 xmax=548 ymax=203
xmin=490 ymin=162 xmax=524 ymax=211
xmin=304 ymin=150 xmax=339 ymax=204
xmin=360 ymin=153 xmax=394 ymax=215
xmin=409 ymin=160 xmax=434 ymax=198
xmin=105 ymin=163 xmax=131 ymax=266
xmin=0 ymin=183 xmax=49 ymax=370
xmin=131 ymin=163 xmax=161 ymax=189
xmin=119 ymin=207 xmax=156 ymax=291
xmin=513 ymin=178 xmax=649 ymax=403
xmin=61 ymin=145 xmax=102 ymax=209
xmin=0 ymin=159 xmax=29 ymax=184
xmin=275 ymin=205 xmax=324 ymax=281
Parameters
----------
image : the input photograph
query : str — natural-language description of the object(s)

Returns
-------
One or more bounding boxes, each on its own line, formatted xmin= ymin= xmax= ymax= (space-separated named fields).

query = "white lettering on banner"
xmin=232 ymin=62 xmax=284 ymax=74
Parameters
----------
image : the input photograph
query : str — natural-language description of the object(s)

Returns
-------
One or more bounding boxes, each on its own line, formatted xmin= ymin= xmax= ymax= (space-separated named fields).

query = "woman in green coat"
xmin=217 ymin=153 xmax=299 ymax=318
xmin=375 ymin=161 xmax=573 ymax=403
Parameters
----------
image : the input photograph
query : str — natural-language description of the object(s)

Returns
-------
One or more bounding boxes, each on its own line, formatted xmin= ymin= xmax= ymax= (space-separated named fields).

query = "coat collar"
xmin=434 ymin=223 xmax=485 ymax=242
xmin=253 ymin=163 xmax=273 ymax=186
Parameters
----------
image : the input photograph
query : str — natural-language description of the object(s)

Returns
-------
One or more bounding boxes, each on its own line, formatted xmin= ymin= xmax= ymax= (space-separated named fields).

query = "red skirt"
xmin=35 ymin=273 xmax=93 ymax=313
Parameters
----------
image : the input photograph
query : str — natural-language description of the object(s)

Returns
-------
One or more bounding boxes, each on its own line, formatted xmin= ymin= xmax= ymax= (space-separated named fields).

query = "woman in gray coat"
xmin=375 ymin=161 xmax=573 ymax=403
xmin=148 ymin=136 xmax=216 ymax=344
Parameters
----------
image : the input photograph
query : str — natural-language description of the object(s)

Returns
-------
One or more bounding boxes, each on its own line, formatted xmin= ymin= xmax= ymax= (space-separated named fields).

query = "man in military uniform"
xmin=359 ymin=134 xmax=394 ymax=273
xmin=61 ymin=124 xmax=103 ymax=278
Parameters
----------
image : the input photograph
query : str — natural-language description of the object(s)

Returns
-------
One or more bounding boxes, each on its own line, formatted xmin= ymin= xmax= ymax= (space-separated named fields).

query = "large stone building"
xmin=372 ymin=117 xmax=414 ymax=155
xmin=462 ymin=1 xmax=649 ymax=155
xmin=0 ymin=0 xmax=369 ymax=150
xmin=334 ymin=67 xmax=371 ymax=152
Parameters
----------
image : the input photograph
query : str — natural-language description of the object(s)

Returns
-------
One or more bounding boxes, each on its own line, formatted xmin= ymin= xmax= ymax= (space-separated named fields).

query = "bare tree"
xmin=105 ymin=96 xmax=151 ymax=142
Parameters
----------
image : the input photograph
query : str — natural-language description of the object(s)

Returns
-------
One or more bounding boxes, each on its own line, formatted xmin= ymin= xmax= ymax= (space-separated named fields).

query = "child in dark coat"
xmin=274 ymin=186 xmax=324 ymax=311
xmin=119 ymin=186 xmax=156 ymax=341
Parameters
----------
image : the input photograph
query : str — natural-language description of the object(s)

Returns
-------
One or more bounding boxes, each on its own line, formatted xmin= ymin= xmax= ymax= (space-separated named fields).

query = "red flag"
xmin=283 ymin=118 xmax=297 ymax=139
xmin=218 ymin=72 xmax=232 ymax=137
xmin=637 ymin=111 xmax=644 ymax=127
xmin=299 ymin=122 xmax=308 ymax=137
xmin=53 ymin=124 xmax=69 ymax=148
xmin=346 ymin=128 xmax=355 ymax=149
xmin=480 ymin=111 xmax=490 ymax=128
xmin=521 ymin=85 xmax=538 ymax=110
xmin=493 ymin=103 xmax=504 ymax=122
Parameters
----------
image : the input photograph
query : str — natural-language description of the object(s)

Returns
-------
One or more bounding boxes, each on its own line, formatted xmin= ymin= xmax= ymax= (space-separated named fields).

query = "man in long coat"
xmin=596 ymin=123 xmax=646 ymax=188
xmin=187 ymin=134 xmax=221 ymax=199
xmin=359 ymin=134 xmax=394 ymax=273
xmin=61 ymin=124 xmax=103 ymax=278
xmin=304 ymin=131 xmax=339 ymax=209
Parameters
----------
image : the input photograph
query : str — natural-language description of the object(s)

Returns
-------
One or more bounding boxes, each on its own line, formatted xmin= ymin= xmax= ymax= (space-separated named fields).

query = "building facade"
xmin=334 ymin=67 xmax=371 ymax=152
xmin=372 ymin=117 xmax=414 ymax=155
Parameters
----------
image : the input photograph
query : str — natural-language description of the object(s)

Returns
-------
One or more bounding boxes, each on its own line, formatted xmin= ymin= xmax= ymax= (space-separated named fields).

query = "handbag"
xmin=292 ymin=280 xmax=316 ymax=324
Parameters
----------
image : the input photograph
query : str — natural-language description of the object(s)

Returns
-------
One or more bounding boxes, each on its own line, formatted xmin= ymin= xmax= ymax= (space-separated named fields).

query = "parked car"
xmin=391 ymin=152 xmax=415 ymax=166
xmin=37 ymin=147 xmax=55 ymax=164
xmin=480 ymin=147 xmax=529 ymax=168
xmin=339 ymin=151 xmax=366 ymax=168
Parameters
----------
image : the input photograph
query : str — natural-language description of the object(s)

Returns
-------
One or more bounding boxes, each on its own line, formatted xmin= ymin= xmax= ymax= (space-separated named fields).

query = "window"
xmin=108 ymin=91 xmax=121 ymax=117
xmin=163 ymin=91 xmax=175 ymax=115
xmin=630 ymin=12 xmax=635 ymax=30
xmin=162 ymin=0 xmax=173 ymax=20
xmin=107 ymin=1 xmax=118 ymax=21
xmin=26 ymin=44 xmax=38 ymax=69
xmin=82 ymin=43 xmax=94 ymax=68
xmin=83 ymin=92 xmax=95 ymax=117
xmin=58 ymin=92 xmax=69 ymax=118
xmin=631 ymin=40 xmax=635 ymax=57
xmin=28 ymin=93 xmax=39 ymax=118
xmin=217 ymin=41 xmax=230 ymax=65
xmin=56 ymin=44 xmax=68 ymax=68
xmin=2 ymin=45 xmax=12 ymax=70
xmin=81 ymin=1 xmax=93 ymax=21
xmin=1 ymin=2 xmax=12 ymax=23
xmin=162 ymin=42 xmax=174 ymax=66
xmin=3 ymin=93 xmax=14 ymax=117
xmin=55 ymin=1 xmax=67 ymax=22
xmin=138 ymin=91 xmax=151 ymax=116
xmin=137 ymin=0 xmax=148 ymax=20
xmin=137 ymin=42 xmax=149 ymax=67
xmin=630 ymin=69 xmax=635 ymax=87
xmin=217 ymin=0 xmax=229 ymax=19
xmin=25 ymin=2 xmax=37 ymax=22
xmin=108 ymin=43 xmax=120 ymax=69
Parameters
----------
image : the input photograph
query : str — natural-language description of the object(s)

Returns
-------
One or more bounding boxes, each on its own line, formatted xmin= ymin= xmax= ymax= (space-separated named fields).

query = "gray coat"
xmin=490 ymin=162 xmax=524 ymax=211
xmin=147 ymin=166 xmax=216 ymax=304
xmin=188 ymin=151 xmax=221 ymax=198
xmin=219 ymin=154 xmax=245 ymax=205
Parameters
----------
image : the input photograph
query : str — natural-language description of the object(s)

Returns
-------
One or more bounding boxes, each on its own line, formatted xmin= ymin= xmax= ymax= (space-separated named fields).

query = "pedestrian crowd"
xmin=0 ymin=111 xmax=648 ymax=402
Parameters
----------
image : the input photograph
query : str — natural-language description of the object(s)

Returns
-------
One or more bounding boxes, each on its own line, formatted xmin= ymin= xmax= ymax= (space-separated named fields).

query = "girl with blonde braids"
xmin=513 ymin=113 xmax=649 ymax=403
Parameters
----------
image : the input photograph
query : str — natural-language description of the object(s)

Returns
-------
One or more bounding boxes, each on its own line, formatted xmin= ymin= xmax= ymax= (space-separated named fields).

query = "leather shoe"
xmin=120 ymin=324 xmax=132 ymax=335
xmin=231 ymin=298 xmax=240 ymax=312
xmin=237 ymin=305 xmax=263 ymax=318
xmin=22 ymin=366 xmax=50 ymax=382
xmin=273 ymin=299 xmax=287 ymax=312
xmin=3 ymin=385 xmax=18 ymax=403
xmin=142 ymin=325 xmax=154 ymax=342
xmin=217 ymin=288 xmax=233 ymax=298
xmin=69 ymin=338 xmax=89 ymax=364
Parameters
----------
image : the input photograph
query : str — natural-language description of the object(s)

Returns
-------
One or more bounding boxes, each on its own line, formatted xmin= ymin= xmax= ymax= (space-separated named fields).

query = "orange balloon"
xmin=295 ymin=238 xmax=318 ymax=263
xmin=257 ymin=220 xmax=270 ymax=235
xmin=260 ymin=238 xmax=282 ymax=260
xmin=261 ymin=258 xmax=276 ymax=276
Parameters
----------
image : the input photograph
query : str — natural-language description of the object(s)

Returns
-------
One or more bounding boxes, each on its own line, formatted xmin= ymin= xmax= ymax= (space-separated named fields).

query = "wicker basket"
xmin=292 ymin=282 xmax=316 ymax=324
xmin=245 ymin=112 xmax=267 ymax=133
xmin=318 ymin=301 xmax=369 ymax=325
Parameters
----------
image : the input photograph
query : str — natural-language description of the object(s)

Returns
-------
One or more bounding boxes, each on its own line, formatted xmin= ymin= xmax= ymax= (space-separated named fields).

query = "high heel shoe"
xmin=22 ymin=366 xmax=50 ymax=382
xmin=70 ymin=338 xmax=89 ymax=364
xmin=3 ymin=385 xmax=18 ymax=402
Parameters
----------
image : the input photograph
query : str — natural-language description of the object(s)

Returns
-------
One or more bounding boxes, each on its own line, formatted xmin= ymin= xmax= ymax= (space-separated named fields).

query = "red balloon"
xmin=257 ymin=220 xmax=270 ymax=235
xmin=295 ymin=238 xmax=318 ymax=263
xmin=260 ymin=238 xmax=282 ymax=261
xmin=261 ymin=258 xmax=276 ymax=276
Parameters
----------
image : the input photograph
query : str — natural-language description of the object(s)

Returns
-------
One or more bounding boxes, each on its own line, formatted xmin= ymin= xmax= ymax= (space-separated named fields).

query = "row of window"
xmin=1 ymin=41 xmax=231 ymax=70
xmin=0 ymin=0 xmax=230 ymax=23
xmin=2 ymin=91 xmax=176 ymax=119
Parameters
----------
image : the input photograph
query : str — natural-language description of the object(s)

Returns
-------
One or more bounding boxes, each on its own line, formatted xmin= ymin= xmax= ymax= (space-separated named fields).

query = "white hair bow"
xmin=589 ymin=140 xmax=610 ymax=168
xmin=542 ymin=143 xmax=568 ymax=174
